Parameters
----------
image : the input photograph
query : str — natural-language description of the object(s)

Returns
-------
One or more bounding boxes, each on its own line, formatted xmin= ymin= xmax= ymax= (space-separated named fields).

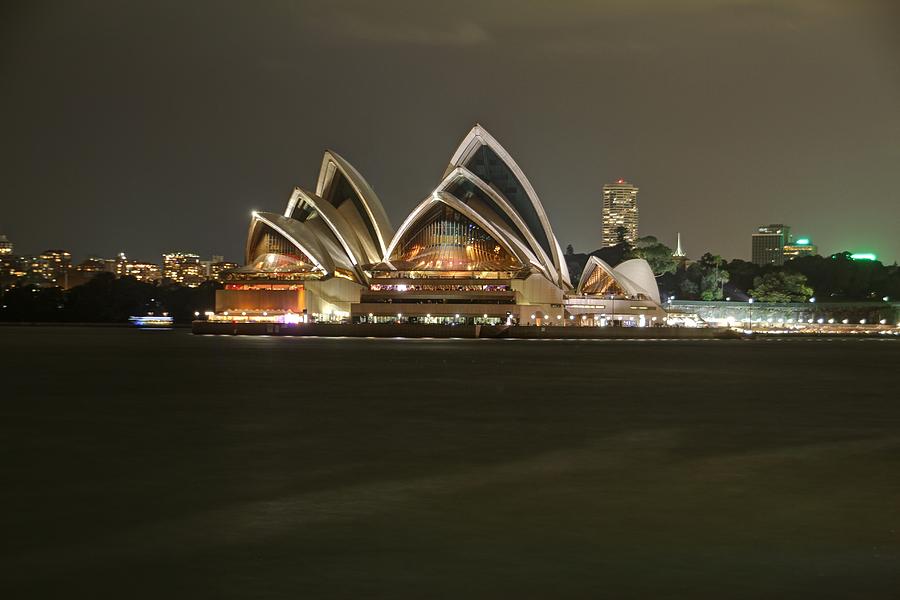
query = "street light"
xmin=748 ymin=298 xmax=754 ymax=333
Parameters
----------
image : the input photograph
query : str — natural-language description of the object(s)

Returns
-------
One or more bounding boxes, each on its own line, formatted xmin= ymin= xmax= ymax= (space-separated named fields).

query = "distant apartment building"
xmin=124 ymin=261 xmax=162 ymax=282
xmin=0 ymin=234 xmax=13 ymax=255
xmin=751 ymin=224 xmax=791 ymax=266
xmin=34 ymin=249 xmax=72 ymax=287
xmin=783 ymin=237 xmax=818 ymax=260
xmin=0 ymin=254 xmax=27 ymax=288
xmin=208 ymin=260 xmax=239 ymax=282
xmin=602 ymin=179 xmax=639 ymax=247
xmin=76 ymin=257 xmax=111 ymax=273
xmin=163 ymin=252 xmax=203 ymax=286
xmin=111 ymin=252 xmax=163 ymax=282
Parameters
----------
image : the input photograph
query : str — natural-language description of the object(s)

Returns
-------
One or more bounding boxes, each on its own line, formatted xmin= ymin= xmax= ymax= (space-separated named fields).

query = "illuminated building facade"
xmin=163 ymin=252 xmax=203 ymax=286
xmin=752 ymin=224 xmax=790 ymax=266
xmin=0 ymin=235 xmax=12 ymax=255
xmin=34 ymin=250 xmax=72 ymax=287
xmin=213 ymin=125 xmax=663 ymax=326
xmin=601 ymin=179 xmax=639 ymax=247
xmin=783 ymin=238 xmax=818 ymax=260
xmin=208 ymin=260 xmax=239 ymax=282
xmin=124 ymin=260 xmax=162 ymax=282
xmin=0 ymin=255 xmax=27 ymax=289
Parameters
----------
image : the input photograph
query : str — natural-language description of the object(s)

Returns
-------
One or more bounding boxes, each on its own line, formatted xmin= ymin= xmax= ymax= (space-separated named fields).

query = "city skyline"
xmin=2 ymin=1 xmax=898 ymax=264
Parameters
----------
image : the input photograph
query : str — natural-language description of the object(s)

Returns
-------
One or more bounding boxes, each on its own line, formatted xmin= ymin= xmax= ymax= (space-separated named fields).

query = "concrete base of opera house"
xmin=191 ymin=320 xmax=741 ymax=339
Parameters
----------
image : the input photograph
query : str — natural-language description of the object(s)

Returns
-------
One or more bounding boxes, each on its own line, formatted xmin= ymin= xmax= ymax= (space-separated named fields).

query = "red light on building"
xmin=617 ymin=178 xmax=625 ymax=184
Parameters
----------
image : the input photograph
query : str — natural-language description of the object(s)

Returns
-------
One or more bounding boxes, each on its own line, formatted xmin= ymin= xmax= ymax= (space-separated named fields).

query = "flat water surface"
xmin=1 ymin=327 xmax=898 ymax=598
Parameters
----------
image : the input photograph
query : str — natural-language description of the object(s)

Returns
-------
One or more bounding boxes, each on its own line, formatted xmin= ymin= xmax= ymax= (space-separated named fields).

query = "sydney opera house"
xmin=211 ymin=125 xmax=665 ymax=327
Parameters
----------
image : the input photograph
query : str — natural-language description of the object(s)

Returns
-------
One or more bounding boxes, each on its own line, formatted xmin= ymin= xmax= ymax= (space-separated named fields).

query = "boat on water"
xmin=129 ymin=314 xmax=174 ymax=329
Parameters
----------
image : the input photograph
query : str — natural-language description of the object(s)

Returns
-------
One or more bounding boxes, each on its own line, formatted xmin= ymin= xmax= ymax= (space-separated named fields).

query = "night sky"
xmin=2 ymin=0 xmax=898 ymax=264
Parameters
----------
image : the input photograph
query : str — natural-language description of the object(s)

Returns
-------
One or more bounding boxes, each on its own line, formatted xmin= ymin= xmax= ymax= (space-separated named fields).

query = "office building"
xmin=601 ymin=179 xmax=639 ymax=247
xmin=783 ymin=238 xmax=818 ymax=260
xmin=34 ymin=250 xmax=72 ymax=287
xmin=124 ymin=260 xmax=162 ymax=282
xmin=163 ymin=252 xmax=203 ymax=286
xmin=752 ymin=224 xmax=791 ymax=266
xmin=208 ymin=260 xmax=238 ymax=282
xmin=0 ymin=235 xmax=12 ymax=255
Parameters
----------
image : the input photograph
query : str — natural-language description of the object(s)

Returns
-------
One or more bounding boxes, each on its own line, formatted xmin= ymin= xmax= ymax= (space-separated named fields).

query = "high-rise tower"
xmin=602 ymin=179 xmax=639 ymax=247
xmin=751 ymin=224 xmax=791 ymax=266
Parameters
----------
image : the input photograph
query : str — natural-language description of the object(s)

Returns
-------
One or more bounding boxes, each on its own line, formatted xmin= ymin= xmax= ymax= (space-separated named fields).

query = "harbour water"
xmin=1 ymin=327 xmax=898 ymax=597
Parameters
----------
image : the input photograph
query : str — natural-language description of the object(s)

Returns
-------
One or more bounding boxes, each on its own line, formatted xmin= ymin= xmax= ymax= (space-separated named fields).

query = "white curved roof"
xmin=576 ymin=256 xmax=661 ymax=304
xmin=613 ymin=259 xmax=661 ymax=304
xmin=315 ymin=150 xmax=394 ymax=258
xmin=434 ymin=166 xmax=560 ymax=284
xmin=289 ymin=187 xmax=365 ymax=267
xmin=246 ymin=211 xmax=360 ymax=276
xmin=575 ymin=256 xmax=619 ymax=295
xmin=444 ymin=124 xmax=572 ymax=289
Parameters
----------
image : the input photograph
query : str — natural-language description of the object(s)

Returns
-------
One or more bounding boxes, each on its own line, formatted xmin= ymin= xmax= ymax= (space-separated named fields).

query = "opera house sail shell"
xmin=443 ymin=126 xmax=571 ymax=289
xmin=564 ymin=256 xmax=666 ymax=326
xmin=383 ymin=198 xmax=523 ymax=274
xmin=213 ymin=124 xmax=664 ymax=326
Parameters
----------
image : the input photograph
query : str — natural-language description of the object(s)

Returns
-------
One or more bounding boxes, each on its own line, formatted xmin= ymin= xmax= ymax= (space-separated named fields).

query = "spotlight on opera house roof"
xmin=210 ymin=125 xmax=664 ymax=327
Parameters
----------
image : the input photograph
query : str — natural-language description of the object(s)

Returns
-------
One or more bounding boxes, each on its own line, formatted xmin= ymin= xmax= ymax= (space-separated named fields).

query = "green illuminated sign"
xmin=850 ymin=253 xmax=877 ymax=261
xmin=795 ymin=238 xmax=810 ymax=245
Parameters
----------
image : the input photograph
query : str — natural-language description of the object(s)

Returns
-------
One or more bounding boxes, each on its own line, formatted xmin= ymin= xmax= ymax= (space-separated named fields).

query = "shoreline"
xmin=191 ymin=321 xmax=740 ymax=340
xmin=1 ymin=321 xmax=895 ymax=340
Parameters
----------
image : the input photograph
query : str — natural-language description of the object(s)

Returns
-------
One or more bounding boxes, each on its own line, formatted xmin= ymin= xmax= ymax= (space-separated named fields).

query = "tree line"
xmin=565 ymin=236 xmax=899 ymax=302
xmin=0 ymin=273 xmax=220 ymax=323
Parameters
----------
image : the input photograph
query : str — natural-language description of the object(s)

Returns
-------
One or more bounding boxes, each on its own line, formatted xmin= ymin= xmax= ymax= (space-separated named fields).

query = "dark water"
xmin=1 ymin=327 xmax=899 ymax=598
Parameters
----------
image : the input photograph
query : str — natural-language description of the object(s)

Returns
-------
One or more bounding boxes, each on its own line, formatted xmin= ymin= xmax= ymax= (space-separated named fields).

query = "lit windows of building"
xmin=76 ymin=257 xmax=107 ymax=272
xmin=34 ymin=249 xmax=72 ymax=287
xmin=0 ymin=234 xmax=13 ymax=256
xmin=124 ymin=261 xmax=162 ymax=282
xmin=783 ymin=237 xmax=818 ymax=260
xmin=114 ymin=252 xmax=129 ymax=277
xmin=209 ymin=261 xmax=238 ymax=282
xmin=601 ymin=179 xmax=639 ymax=247
xmin=751 ymin=224 xmax=791 ymax=266
xmin=0 ymin=254 xmax=27 ymax=288
xmin=163 ymin=252 xmax=203 ymax=286
xmin=199 ymin=255 xmax=235 ymax=281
